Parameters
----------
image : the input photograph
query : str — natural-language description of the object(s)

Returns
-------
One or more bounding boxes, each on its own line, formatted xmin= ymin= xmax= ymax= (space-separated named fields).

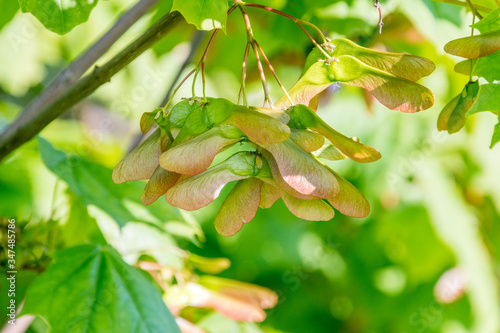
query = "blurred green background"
xmin=1 ymin=0 xmax=500 ymax=332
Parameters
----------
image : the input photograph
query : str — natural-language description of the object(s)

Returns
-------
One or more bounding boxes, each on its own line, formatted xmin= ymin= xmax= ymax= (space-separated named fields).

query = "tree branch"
xmin=0 ymin=11 xmax=182 ymax=162
xmin=18 ymin=0 xmax=160 ymax=127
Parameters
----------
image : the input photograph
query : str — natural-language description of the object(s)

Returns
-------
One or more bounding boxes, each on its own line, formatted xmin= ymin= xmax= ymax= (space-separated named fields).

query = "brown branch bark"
xmin=18 ymin=0 xmax=160 ymax=128
xmin=0 ymin=11 xmax=182 ymax=162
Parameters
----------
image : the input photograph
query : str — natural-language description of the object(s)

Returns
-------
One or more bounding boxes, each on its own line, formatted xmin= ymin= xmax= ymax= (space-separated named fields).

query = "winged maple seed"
xmin=138 ymin=259 xmax=278 ymax=325
xmin=437 ymin=81 xmax=479 ymax=134
xmin=277 ymin=38 xmax=436 ymax=112
xmin=438 ymin=23 xmax=500 ymax=142
xmin=113 ymin=38 xmax=435 ymax=236
xmin=166 ymin=277 xmax=278 ymax=322
xmin=444 ymin=30 xmax=500 ymax=59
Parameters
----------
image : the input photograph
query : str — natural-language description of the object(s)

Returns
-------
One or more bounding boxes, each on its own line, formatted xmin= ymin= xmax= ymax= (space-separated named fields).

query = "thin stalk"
xmin=243 ymin=3 xmax=327 ymax=42
xmin=251 ymin=42 xmax=274 ymax=107
xmin=197 ymin=4 xmax=237 ymax=97
xmin=296 ymin=19 xmax=328 ymax=43
xmin=466 ymin=0 xmax=484 ymax=18
xmin=201 ymin=62 xmax=207 ymax=99
xmin=237 ymin=3 xmax=274 ymax=107
xmin=201 ymin=30 xmax=221 ymax=63
xmin=192 ymin=67 xmax=200 ymax=97
xmin=238 ymin=42 xmax=251 ymax=106
xmin=197 ymin=30 xmax=217 ymax=98
xmin=157 ymin=31 xmax=206 ymax=114
xmin=163 ymin=67 xmax=197 ymax=109
xmin=243 ymin=3 xmax=331 ymax=58
xmin=174 ymin=4 xmax=237 ymax=100
xmin=199 ymin=4 xmax=238 ymax=64
xmin=296 ymin=22 xmax=331 ymax=58
xmin=172 ymin=29 xmax=219 ymax=99
xmin=254 ymin=40 xmax=294 ymax=106
xmin=160 ymin=31 xmax=206 ymax=107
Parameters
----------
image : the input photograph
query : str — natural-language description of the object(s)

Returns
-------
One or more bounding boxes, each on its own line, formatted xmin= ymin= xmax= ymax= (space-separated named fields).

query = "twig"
xmin=0 ymin=12 xmax=183 ymax=162
xmin=128 ymin=30 xmax=206 ymax=152
xmin=197 ymin=5 xmax=238 ymax=98
xmin=16 ymin=0 xmax=160 ymax=131
xmin=171 ymin=4 xmax=237 ymax=100
xmin=238 ymin=42 xmax=251 ymax=106
xmin=254 ymin=40 xmax=294 ymax=106
xmin=251 ymin=42 xmax=274 ymax=107
xmin=296 ymin=19 xmax=328 ymax=44
xmin=243 ymin=3 xmax=331 ymax=58
xmin=242 ymin=3 xmax=328 ymax=43
xmin=373 ymin=0 xmax=384 ymax=34
xmin=189 ymin=30 xmax=218 ymax=98
xmin=160 ymin=31 xmax=206 ymax=107
xmin=201 ymin=62 xmax=207 ymax=99
xmin=191 ymin=67 xmax=200 ymax=97
xmin=296 ymin=23 xmax=331 ymax=58
xmin=237 ymin=3 xmax=274 ymax=107
xmin=180 ymin=29 xmax=220 ymax=99
xmin=466 ymin=0 xmax=484 ymax=18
